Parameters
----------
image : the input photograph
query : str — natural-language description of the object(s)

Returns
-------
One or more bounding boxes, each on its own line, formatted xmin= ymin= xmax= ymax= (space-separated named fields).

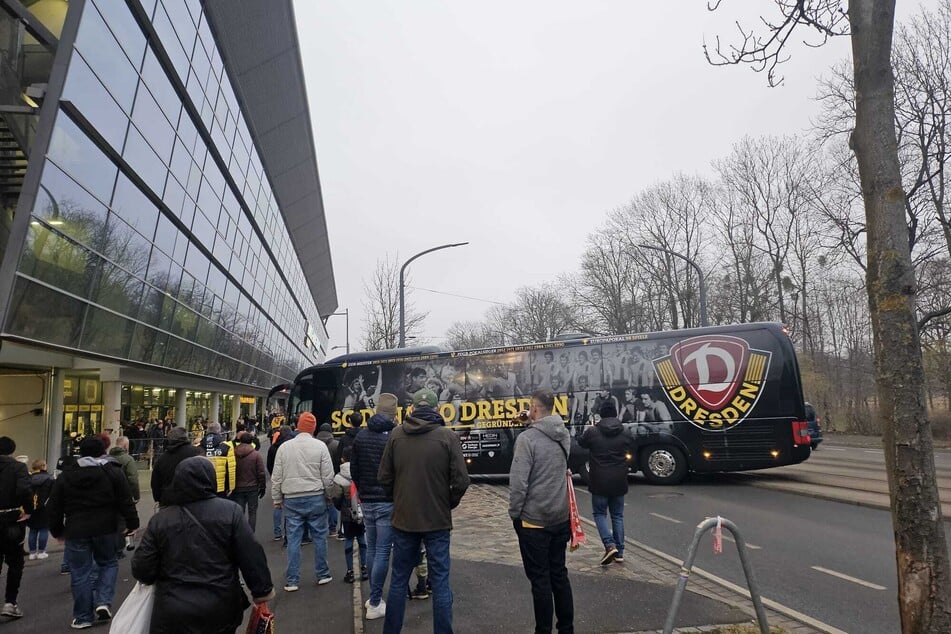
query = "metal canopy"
xmin=203 ymin=0 xmax=337 ymax=316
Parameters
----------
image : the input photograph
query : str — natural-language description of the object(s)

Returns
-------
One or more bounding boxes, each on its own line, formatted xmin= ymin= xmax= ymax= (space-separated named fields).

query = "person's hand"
xmin=258 ymin=490 xmax=266 ymax=499
xmin=273 ymin=501 xmax=282 ymax=509
xmin=16 ymin=512 xmax=29 ymax=523
xmin=124 ymin=529 xmax=137 ymax=537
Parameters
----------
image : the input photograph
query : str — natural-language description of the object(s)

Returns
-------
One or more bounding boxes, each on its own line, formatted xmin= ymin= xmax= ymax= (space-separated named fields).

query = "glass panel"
xmin=132 ymin=87 xmax=175 ymax=163
xmin=17 ymin=224 xmax=96 ymax=301
xmin=190 ymin=208 xmax=214 ymax=246
xmin=81 ymin=305 xmax=134 ymax=357
xmin=90 ymin=0 xmax=147 ymax=67
xmin=129 ymin=323 xmax=158 ymax=363
xmin=111 ymin=174 xmax=159 ymax=239
xmin=91 ymin=258 xmax=144 ymax=317
xmin=103 ymin=214 xmax=152 ymax=278
xmin=62 ymin=54 xmax=129 ymax=152
xmin=146 ymin=247 xmax=172 ymax=290
xmin=151 ymin=3 xmax=189 ymax=83
xmin=47 ymin=112 xmax=118 ymax=204
xmin=140 ymin=49 xmax=181 ymax=122
xmin=5 ymin=277 xmax=85 ymax=347
xmin=122 ymin=126 xmax=167 ymax=195
xmin=74 ymin=7 xmax=139 ymax=112
xmin=32 ymin=162 xmax=110 ymax=249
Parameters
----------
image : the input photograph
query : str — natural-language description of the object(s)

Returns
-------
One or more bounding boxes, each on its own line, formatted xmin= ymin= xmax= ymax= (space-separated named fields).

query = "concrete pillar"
xmin=250 ymin=398 xmax=257 ymax=417
xmin=47 ymin=369 xmax=65 ymax=467
xmin=175 ymin=388 xmax=186 ymax=429
xmin=102 ymin=381 xmax=122 ymax=434
xmin=210 ymin=392 xmax=220 ymax=425
xmin=231 ymin=395 xmax=241 ymax=426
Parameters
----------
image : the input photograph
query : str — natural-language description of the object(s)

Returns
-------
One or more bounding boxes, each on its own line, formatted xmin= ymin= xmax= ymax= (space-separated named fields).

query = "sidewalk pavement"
xmin=0 ymin=479 xmax=812 ymax=633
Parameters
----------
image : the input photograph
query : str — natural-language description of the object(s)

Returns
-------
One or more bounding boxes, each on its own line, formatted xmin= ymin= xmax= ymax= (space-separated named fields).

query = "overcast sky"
xmin=294 ymin=1 xmax=930 ymax=355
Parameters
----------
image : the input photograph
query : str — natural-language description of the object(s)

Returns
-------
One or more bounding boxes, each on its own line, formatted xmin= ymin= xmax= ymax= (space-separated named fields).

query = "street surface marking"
xmin=553 ymin=487 xmax=846 ymax=634
xmin=811 ymin=565 xmax=886 ymax=590
xmin=823 ymin=447 xmax=846 ymax=451
xmin=721 ymin=533 xmax=762 ymax=550
xmin=353 ymin=568 xmax=364 ymax=634
xmin=864 ymin=449 xmax=884 ymax=454
xmin=649 ymin=512 xmax=682 ymax=524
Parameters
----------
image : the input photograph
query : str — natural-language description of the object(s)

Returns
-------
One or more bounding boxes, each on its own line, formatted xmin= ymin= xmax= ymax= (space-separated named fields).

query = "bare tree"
xmin=709 ymin=1 xmax=951 ymax=630
xmin=361 ymin=255 xmax=426 ymax=351
xmin=444 ymin=320 xmax=506 ymax=350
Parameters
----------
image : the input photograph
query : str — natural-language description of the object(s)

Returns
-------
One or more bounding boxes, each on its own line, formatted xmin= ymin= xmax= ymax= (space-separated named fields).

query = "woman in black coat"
xmin=577 ymin=401 xmax=636 ymax=566
xmin=132 ymin=457 xmax=274 ymax=634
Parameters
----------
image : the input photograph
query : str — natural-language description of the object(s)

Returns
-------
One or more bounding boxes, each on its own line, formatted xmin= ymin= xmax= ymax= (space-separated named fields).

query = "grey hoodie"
xmin=508 ymin=414 xmax=570 ymax=527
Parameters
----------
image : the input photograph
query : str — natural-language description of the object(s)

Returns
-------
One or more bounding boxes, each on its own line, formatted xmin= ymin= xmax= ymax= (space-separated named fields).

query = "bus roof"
xmin=298 ymin=322 xmax=790 ymax=377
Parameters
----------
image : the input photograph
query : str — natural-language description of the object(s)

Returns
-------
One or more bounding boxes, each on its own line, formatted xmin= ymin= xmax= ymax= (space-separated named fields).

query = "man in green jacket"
xmin=108 ymin=437 xmax=139 ymax=503
xmin=378 ymin=388 xmax=470 ymax=633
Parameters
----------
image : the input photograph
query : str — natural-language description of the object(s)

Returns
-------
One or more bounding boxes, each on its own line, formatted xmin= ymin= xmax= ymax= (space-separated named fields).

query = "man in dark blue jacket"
xmin=578 ymin=401 xmax=636 ymax=565
xmin=351 ymin=392 xmax=398 ymax=621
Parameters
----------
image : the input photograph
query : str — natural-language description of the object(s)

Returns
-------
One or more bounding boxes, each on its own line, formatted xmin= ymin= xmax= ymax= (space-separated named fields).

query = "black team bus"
xmin=284 ymin=322 xmax=813 ymax=485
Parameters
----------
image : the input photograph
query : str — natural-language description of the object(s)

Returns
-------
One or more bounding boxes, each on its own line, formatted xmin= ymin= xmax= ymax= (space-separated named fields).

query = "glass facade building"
xmin=0 ymin=0 xmax=336 ymax=464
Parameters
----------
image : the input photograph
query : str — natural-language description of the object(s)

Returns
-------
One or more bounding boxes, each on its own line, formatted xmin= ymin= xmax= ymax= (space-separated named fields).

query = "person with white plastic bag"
xmin=132 ymin=457 xmax=273 ymax=633
xmin=108 ymin=581 xmax=153 ymax=634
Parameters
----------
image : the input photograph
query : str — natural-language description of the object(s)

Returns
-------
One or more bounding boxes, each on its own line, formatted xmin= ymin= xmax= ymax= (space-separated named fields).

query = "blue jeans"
xmin=64 ymin=534 xmax=119 ymax=622
xmin=328 ymin=503 xmax=339 ymax=533
xmin=283 ymin=495 xmax=330 ymax=585
xmin=345 ymin=533 xmax=367 ymax=571
xmin=28 ymin=527 xmax=49 ymax=553
xmin=273 ymin=506 xmax=283 ymax=538
xmin=591 ymin=494 xmax=625 ymax=555
xmin=384 ymin=529 xmax=453 ymax=634
xmin=362 ymin=501 xmax=394 ymax=606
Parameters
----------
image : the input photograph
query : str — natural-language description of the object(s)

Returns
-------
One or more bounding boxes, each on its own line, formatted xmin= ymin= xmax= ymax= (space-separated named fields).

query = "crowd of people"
xmin=0 ymin=387 xmax=634 ymax=633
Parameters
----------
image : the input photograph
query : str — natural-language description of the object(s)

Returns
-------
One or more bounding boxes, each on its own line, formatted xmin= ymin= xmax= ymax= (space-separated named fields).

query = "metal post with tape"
xmin=663 ymin=516 xmax=769 ymax=634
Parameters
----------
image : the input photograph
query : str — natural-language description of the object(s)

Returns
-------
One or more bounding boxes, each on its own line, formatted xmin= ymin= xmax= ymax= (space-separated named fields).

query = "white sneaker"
xmin=317 ymin=576 xmax=333 ymax=585
xmin=283 ymin=584 xmax=299 ymax=592
xmin=28 ymin=553 xmax=37 ymax=561
xmin=366 ymin=599 xmax=386 ymax=620
xmin=1 ymin=603 xmax=23 ymax=618
xmin=37 ymin=552 xmax=49 ymax=560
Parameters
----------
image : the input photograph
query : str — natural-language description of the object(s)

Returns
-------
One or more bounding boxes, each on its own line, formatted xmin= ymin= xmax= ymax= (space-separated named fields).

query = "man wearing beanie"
xmin=48 ymin=436 xmax=139 ymax=628
xmin=379 ymin=389 xmax=470 ymax=633
xmin=271 ymin=411 xmax=335 ymax=591
xmin=0 ymin=436 xmax=33 ymax=619
xmin=351 ymin=392 xmax=398 ymax=620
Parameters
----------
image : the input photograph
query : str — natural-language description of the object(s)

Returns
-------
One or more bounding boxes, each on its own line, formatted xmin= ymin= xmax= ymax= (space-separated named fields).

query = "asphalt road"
xmin=571 ymin=441 xmax=951 ymax=634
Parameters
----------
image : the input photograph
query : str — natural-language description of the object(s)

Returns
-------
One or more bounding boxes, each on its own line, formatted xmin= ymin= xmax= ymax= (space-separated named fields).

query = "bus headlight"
xmin=702 ymin=451 xmax=712 ymax=459
xmin=770 ymin=450 xmax=780 ymax=458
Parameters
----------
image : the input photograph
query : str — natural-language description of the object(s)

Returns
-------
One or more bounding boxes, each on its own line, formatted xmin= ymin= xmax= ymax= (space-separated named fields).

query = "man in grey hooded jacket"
xmin=509 ymin=390 xmax=574 ymax=634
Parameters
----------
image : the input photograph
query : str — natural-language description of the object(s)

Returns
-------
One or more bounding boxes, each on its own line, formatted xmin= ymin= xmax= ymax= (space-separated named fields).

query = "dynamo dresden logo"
xmin=652 ymin=335 xmax=771 ymax=431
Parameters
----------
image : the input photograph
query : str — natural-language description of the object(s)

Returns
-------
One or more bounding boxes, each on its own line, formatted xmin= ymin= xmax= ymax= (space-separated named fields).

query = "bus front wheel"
xmin=640 ymin=446 xmax=687 ymax=485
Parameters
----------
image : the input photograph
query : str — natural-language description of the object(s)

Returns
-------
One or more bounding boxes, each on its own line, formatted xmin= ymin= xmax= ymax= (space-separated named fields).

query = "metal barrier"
xmin=663 ymin=516 xmax=769 ymax=634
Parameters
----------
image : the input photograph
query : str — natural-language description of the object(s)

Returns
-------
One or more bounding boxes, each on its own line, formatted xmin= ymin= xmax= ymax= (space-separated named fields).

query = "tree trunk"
xmin=849 ymin=2 xmax=951 ymax=631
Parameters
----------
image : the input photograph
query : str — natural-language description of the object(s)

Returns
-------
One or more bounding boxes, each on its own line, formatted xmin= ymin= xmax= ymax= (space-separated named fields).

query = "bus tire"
xmin=640 ymin=446 xmax=687 ymax=485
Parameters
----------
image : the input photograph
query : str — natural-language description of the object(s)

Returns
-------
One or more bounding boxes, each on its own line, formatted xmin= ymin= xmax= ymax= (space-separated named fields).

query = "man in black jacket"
xmin=351 ymin=393 xmax=398 ymax=620
xmin=150 ymin=426 xmax=201 ymax=506
xmin=379 ymin=388 xmax=470 ymax=633
xmin=133 ymin=457 xmax=273 ymax=634
xmin=48 ymin=436 xmax=139 ymax=629
xmin=0 ymin=436 xmax=33 ymax=620
xmin=578 ymin=401 xmax=636 ymax=565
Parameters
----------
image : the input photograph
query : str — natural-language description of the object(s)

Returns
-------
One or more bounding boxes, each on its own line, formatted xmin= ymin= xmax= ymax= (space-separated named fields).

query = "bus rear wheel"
xmin=640 ymin=446 xmax=687 ymax=485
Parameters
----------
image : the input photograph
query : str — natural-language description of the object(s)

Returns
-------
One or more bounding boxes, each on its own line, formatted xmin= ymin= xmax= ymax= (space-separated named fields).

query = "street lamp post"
xmin=399 ymin=242 xmax=469 ymax=347
xmin=635 ymin=243 xmax=708 ymax=327
xmin=323 ymin=309 xmax=350 ymax=355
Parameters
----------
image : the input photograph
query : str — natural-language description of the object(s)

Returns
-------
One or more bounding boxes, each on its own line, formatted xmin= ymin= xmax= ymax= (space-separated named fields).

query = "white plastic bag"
xmin=109 ymin=582 xmax=154 ymax=634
